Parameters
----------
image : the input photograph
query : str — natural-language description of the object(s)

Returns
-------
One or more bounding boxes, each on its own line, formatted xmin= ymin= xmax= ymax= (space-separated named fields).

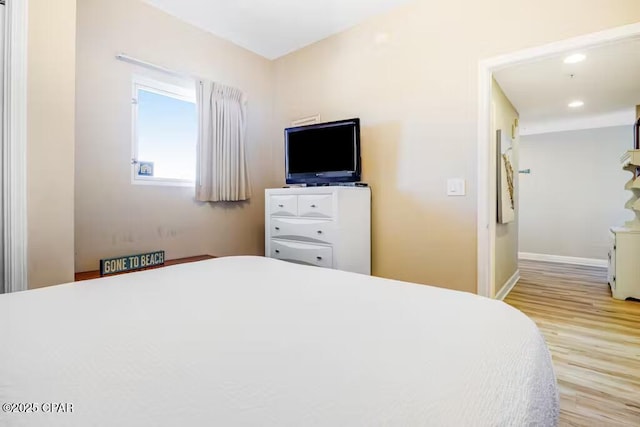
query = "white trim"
xmin=520 ymin=109 xmax=635 ymax=136
xmin=130 ymin=75 xmax=197 ymax=186
xmin=480 ymin=22 xmax=640 ymax=73
xmin=495 ymin=269 xmax=520 ymax=301
xmin=2 ymin=0 xmax=28 ymax=293
xmin=477 ymin=63 xmax=493 ymax=298
xmin=133 ymin=74 xmax=196 ymax=102
xmin=132 ymin=176 xmax=194 ymax=188
xmin=519 ymin=252 xmax=607 ymax=268
xmin=477 ymin=22 xmax=640 ymax=299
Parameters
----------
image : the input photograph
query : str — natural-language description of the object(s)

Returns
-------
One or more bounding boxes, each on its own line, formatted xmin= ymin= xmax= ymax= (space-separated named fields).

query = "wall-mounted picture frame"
xmin=291 ymin=114 xmax=321 ymax=127
xmin=138 ymin=161 xmax=154 ymax=177
xmin=497 ymin=129 xmax=515 ymax=224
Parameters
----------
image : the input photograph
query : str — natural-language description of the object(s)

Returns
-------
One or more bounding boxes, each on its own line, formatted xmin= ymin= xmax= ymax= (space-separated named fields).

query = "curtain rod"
xmin=115 ymin=53 xmax=198 ymax=80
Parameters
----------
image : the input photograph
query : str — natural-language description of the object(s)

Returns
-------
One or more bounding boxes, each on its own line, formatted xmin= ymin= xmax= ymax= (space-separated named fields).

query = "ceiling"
xmin=494 ymin=37 xmax=640 ymax=135
xmin=142 ymin=0 xmax=413 ymax=60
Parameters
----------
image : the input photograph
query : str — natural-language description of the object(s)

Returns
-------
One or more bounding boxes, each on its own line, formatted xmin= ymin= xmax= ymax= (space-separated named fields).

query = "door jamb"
xmin=3 ymin=0 xmax=28 ymax=292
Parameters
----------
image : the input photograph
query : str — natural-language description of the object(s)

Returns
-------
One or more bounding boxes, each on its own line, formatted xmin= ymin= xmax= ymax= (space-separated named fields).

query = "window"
xmin=132 ymin=76 xmax=197 ymax=186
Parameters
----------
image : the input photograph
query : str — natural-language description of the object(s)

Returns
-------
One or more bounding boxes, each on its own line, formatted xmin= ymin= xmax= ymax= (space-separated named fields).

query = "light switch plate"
xmin=447 ymin=178 xmax=466 ymax=196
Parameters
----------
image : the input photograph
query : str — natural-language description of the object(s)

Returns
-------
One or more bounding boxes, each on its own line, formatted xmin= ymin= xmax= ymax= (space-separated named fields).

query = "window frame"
xmin=131 ymin=75 xmax=197 ymax=187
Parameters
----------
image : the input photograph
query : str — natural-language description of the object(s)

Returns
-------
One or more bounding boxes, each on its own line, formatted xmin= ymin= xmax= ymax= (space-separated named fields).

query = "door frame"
xmin=477 ymin=22 xmax=640 ymax=298
xmin=3 ymin=0 xmax=28 ymax=292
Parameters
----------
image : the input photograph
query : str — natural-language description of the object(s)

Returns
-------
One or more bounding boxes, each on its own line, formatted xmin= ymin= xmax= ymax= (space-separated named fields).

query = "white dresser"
xmin=608 ymin=227 xmax=640 ymax=300
xmin=265 ymin=186 xmax=371 ymax=274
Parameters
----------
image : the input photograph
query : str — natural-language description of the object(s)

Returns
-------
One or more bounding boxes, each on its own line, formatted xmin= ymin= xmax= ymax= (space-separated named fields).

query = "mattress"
xmin=0 ymin=256 xmax=558 ymax=426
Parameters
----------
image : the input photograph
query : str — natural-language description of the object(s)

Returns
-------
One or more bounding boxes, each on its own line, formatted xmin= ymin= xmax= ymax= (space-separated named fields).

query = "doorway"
xmin=477 ymin=23 xmax=640 ymax=425
xmin=477 ymin=22 xmax=640 ymax=298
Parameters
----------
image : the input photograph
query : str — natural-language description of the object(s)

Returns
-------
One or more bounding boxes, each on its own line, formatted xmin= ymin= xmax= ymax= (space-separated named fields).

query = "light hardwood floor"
xmin=504 ymin=260 xmax=640 ymax=426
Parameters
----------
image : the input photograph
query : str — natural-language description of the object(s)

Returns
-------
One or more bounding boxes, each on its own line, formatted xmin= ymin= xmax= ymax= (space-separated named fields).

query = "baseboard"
xmin=495 ymin=269 xmax=520 ymax=301
xmin=518 ymin=252 xmax=607 ymax=268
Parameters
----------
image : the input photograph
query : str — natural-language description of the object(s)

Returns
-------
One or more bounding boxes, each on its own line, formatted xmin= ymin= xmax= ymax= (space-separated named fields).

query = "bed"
xmin=0 ymin=256 xmax=558 ymax=426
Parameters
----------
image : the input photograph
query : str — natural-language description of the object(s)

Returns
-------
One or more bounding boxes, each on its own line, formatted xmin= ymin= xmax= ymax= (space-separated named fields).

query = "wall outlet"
xmin=447 ymin=178 xmax=466 ymax=196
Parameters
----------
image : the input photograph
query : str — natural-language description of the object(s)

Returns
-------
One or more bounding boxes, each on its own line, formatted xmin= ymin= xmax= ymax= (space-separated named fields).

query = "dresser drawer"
xmin=269 ymin=195 xmax=297 ymax=216
xmin=271 ymin=218 xmax=334 ymax=244
xmin=271 ymin=240 xmax=332 ymax=268
xmin=298 ymin=194 xmax=333 ymax=218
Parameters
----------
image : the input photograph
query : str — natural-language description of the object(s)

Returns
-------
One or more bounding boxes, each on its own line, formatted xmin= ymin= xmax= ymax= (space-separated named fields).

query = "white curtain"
xmin=196 ymin=80 xmax=251 ymax=202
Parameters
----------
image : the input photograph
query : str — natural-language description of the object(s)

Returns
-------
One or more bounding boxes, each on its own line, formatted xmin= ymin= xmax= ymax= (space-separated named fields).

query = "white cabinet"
xmin=608 ymin=227 xmax=640 ymax=300
xmin=265 ymin=186 xmax=371 ymax=274
xmin=611 ymin=149 xmax=640 ymax=300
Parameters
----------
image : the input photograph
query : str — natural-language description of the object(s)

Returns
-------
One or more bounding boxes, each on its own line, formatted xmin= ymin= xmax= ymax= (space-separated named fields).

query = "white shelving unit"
xmin=608 ymin=150 xmax=640 ymax=300
xmin=265 ymin=186 xmax=371 ymax=275
xmin=621 ymin=149 xmax=640 ymax=229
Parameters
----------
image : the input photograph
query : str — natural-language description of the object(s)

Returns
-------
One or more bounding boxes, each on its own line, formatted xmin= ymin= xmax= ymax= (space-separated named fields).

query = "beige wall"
xmin=75 ymin=0 xmax=278 ymax=272
xmin=492 ymin=79 xmax=519 ymax=296
xmin=519 ymin=126 xmax=630 ymax=260
xmin=28 ymin=0 xmax=77 ymax=288
xmin=273 ymin=0 xmax=640 ymax=293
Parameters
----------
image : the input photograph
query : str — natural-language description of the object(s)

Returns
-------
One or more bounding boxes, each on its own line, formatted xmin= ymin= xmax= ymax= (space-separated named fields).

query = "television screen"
xmin=285 ymin=118 xmax=360 ymax=184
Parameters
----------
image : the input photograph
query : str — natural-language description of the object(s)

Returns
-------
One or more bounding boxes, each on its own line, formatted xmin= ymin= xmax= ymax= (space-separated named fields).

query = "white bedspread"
xmin=0 ymin=256 xmax=558 ymax=426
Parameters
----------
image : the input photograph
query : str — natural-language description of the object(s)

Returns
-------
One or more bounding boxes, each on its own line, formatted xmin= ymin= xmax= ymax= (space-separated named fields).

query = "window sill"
xmin=132 ymin=177 xmax=195 ymax=188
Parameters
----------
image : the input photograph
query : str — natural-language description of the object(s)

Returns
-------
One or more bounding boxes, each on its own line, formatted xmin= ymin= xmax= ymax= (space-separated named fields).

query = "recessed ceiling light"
xmin=568 ymin=100 xmax=584 ymax=108
xmin=564 ymin=53 xmax=586 ymax=64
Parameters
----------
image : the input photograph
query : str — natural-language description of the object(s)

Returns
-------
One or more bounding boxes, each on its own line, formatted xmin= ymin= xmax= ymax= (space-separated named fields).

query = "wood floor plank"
xmin=504 ymin=260 xmax=640 ymax=426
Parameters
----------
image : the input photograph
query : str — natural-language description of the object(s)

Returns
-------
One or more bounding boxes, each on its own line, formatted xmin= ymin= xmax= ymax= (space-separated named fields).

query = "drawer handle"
xmin=275 ymin=250 xmax=280 ymax=254
xmin=317 ymin=230 xmax=323 ymax=234
xmin=316 ymin=256 xmax=322 ymax=261
xmin=310 ymin=204 xmax=317 ymax=208
xmin=275 ymin=227 xmax=280 ymax=230
xmin=278 ymin=204 xmax=284 ymax=208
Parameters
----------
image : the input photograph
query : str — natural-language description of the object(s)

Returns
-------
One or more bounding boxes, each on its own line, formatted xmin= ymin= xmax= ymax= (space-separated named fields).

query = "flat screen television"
xmin=285 ymin=118 xmax=361 ymax=185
